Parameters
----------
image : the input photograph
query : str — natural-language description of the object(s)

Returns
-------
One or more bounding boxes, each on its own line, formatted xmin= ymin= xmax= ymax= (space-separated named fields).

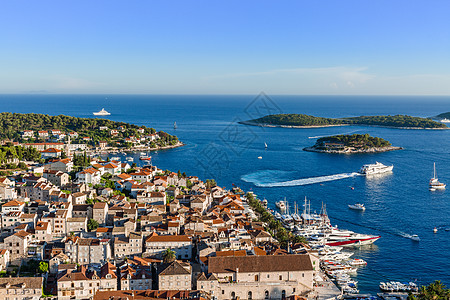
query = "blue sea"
xmin=1 ymin=94 xmax=450 ymax=293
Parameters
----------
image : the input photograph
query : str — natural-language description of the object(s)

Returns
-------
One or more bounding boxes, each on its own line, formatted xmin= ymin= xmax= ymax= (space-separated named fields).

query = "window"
xmin=248 ymin=291 xmax=252 ymax=300
xmin=279 ymin=275 xmax=282 ymax=280
xmin=302 ymin=273 xmax=304 ymax=278
xmin=265 ymin=290 xmax=269 ymax=299
xmin=255 ymin=275 xmax=259 ymax=281
xmin=231 ymin=292 xmax=236 ymax=300
xmin=293 ymin=288 xmax=296 ymax=293
xmin=282 ymin=290 xmax=286 ymax=299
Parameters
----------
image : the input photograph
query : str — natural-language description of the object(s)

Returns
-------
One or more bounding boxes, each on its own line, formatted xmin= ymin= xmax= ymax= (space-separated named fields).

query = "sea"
xmin=1 ymin=94 xmax=449 ymax=293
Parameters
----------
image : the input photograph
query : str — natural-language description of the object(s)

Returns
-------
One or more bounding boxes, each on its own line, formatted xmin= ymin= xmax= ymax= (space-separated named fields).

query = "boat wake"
xmin=242 ymin=171 xmax=360 ymax=187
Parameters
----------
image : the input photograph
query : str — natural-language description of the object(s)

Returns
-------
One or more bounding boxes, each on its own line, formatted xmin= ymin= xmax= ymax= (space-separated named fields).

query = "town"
xmin=0 ymin=126 xmax=324 ymax=300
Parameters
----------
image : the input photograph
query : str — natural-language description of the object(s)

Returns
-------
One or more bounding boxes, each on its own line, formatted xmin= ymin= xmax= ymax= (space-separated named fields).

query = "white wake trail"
xmin=255 ymin=172 xmax=360 ymax=187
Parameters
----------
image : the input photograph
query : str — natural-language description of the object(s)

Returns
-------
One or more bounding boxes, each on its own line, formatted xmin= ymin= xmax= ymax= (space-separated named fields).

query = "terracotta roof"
xmin=145 ymin=234 xmax=191 ymax=243
xmin=93 ymin=202 xmax=107 ymax=209
xmin=3 ymin=199 xmax=25 ymax=207
xmin=215 ymin=250 xmax=247 ymax=257
xmin=41 ymin=148 xmax=62 ymax=153
xmin=159 ymin=261 xmax=190 ymax=275
xmin=0 ymin=277 xmax=43 ymax=289
xmin=14 ymin=230 xmax=30 ymax=239
xmin=209 ymin=254 xmax=313 ymax=273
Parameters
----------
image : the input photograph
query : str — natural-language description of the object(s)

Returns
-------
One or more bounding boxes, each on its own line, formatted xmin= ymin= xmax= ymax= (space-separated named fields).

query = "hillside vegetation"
xmin=0 ymin=112 xmax=179 ymax=146
xmin=316 ymin=134 xmax=391 ymax=149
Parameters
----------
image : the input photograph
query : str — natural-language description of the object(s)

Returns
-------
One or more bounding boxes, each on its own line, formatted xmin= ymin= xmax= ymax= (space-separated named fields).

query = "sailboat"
xmin=429 ymin=162 xmax=446 ymax=191
xmin=264 ymin=142 xmax=268 ymax=149
xmin=174 ymin=122 xmax=177 ymax=129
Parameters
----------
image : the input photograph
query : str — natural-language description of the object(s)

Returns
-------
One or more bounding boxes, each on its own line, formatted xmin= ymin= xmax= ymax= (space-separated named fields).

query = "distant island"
xmin=240 ymin=113 xmax=448 ymax=129
xmin=436 ymin=112 xmax=450 ymax=119
xmin=303 ymin=134 xmax=402 ymax=154
xmin=0 ymin=112 xmax=181 ymax=149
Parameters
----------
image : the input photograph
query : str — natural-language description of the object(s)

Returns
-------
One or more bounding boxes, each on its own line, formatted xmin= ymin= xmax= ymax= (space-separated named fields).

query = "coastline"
xmin=303 ymin=145 xmax=403 ymax=154
xmin=239 ymin=121 xmax=448 ymax=130
xmin=83 ymin=141 xmax=185 ymax=156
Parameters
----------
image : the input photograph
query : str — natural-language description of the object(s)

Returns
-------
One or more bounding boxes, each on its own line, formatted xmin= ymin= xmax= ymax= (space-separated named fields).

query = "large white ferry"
xmin=93 ymin=108 xmax=111 ymax=116
xmin=440 ymin=118 xmax=450 ymax=123
xmin=359 ymin=162 xmax=393 ymax=175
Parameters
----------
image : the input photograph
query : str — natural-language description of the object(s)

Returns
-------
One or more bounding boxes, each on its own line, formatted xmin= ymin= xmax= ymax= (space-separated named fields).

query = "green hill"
xmin=241 ymin=113 xmax=447 ymax=129
xmin=0 ymin=112 xmax=179 ymax=146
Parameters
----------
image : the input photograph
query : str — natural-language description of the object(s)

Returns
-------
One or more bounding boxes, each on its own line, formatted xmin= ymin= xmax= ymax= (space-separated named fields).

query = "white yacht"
xmin=93 ymin=108 xmax=111 ymax=116
xmin=275 ymin=200 xmax=287 ymax=212
xmin=359 ymin=162 xmax=393 ymax=175
xmin=348 ymin=203 xmax=366 ymax=211
xmin=440 ymin=118 xmax=450 ymax=123
xmin=430 ymin=162 xmax=446 ymax=190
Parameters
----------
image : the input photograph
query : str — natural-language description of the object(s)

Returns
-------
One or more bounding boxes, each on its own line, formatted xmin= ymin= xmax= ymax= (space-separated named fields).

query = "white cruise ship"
xmin=93 ymin=108 xmax=111 ymax=116
xmin=440 ymin=118 xmax=450 ymax=123
xmin=359 ymin=162 xmax=393 ymax=175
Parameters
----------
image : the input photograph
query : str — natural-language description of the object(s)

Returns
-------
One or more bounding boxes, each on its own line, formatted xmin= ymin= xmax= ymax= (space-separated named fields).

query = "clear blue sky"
xmin=1 ymin=0 xmax=450 ymax=95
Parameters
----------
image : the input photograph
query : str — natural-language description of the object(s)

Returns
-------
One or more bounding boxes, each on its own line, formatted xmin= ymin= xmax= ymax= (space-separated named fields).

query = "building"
xmin=44 ymin=158 xmax=74 ymax=173
xmin=43 ymin=170 xmax=70 ymax=187
xmin=57 ymin=263 xmax=117 ymax=300
xmin=198 ymin=254 xmax=315 ymax=300
xmin=145 ymin=233 xmax=192 ymax=260
xmin=93 ymin=202 xmax=108 ymax=225
xmin=113 ymin=232 xmax=142 ymax=259
xmin=0 ymin=277 xmax=43 ymax=300
xmin=40 ymin=147 xmax=62 ymax=159
xmin=158 ymin=260 xmax=192 ymax=291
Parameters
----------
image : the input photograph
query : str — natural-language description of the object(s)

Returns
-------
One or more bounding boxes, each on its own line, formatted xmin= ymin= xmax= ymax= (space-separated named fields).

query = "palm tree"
xmin=162 ymin=248 xmax=176 ymax=263
xmin=407 ymin=280 xmax=450 ymax=300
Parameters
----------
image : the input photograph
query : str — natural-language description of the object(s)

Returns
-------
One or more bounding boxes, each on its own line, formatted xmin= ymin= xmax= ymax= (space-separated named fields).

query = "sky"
xmin=1 ymin=1 xmax=450 ymax=95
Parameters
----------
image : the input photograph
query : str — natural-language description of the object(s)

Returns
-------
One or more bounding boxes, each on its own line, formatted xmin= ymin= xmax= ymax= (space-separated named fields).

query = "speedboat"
xmin=430 ymin=162 xmax=446 ymax=190
xmin=93 ymin=108 xmax=111 ymax=116
xmin=257 ymin=156 xmax=262 ymax=159
xmin=359 ymin=162 xmax=393 ymax=175
xmin=140 ymin=155 xmax=152 ymax=161
xmin=410 ymin=234 xmax=420 ymax=242
xmin=348 ymin=203 xmax=366 ymax=211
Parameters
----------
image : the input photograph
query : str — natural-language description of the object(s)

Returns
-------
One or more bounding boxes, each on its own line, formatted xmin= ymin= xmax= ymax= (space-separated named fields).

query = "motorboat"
xmin=140 ymin=155 xmax=152 ymax=161
xmin=359 ymin=162 xmax=393 ymax=175
xmin=348 ymin=203 xmax=366 ymax=211
xmin=440 ymin=118 xmax=450 ymax=123
xmin=126 ymin=157 xmax=134 ymax=162
xmin=348 ymin=258 xmax=367 ymax=266
xmin=275 ymin=200 xmax=287 ymax=212
xmin=410 ymin=234 xmax=420 ymax=242
xmin=93 ymin=108 xmax=111 ymax=116
xmin=258 ymin=156 xmax=262 ymax=159
xmin=430 ymin=162 xmax=446 ymax=190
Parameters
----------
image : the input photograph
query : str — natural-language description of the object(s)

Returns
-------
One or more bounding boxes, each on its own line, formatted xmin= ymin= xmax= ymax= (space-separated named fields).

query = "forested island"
xmin=0 ymin=112 xmax=179 ymax=147
xmin=436 ymin=112 xmax=450 ymax=119
xmin=303 ymin=134 xmax=402 ymax=154
xmin=240 ymin=113 xmax=448 ymax=129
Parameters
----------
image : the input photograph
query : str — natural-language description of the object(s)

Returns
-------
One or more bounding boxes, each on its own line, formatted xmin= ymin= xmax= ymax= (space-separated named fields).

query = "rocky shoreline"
xmin=303 ymin=145 xmax=403 ymax=154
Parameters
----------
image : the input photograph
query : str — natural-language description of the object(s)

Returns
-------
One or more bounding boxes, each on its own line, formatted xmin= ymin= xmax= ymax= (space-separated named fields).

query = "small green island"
xmin=240 ymin=113 xmax=448 ymax=129
xmin=303 ymin=134 xmax=402 ymax=154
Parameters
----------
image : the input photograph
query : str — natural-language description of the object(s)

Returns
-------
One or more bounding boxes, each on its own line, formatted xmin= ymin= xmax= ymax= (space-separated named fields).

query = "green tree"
xmin=87 ymin=218 xmax=99 ymax=232
xmin=407 ymin=281 xmax=450 ymax=300
xmin=38 ymin=261 xmax=49 ymax=273
xmin=162 ymin=248 xmax=176 ymax=263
